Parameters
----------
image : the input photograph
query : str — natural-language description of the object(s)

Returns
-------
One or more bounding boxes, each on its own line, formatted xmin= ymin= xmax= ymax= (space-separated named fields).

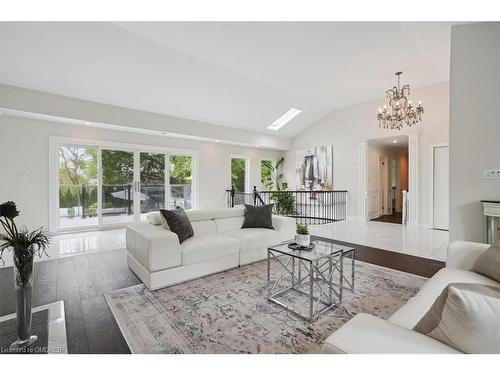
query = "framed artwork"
xmin=296 ymin=145 xmax=333 ymax=191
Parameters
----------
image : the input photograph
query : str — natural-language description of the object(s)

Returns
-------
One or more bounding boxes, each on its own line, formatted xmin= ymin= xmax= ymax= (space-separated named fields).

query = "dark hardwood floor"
xmin=371 ymin=212 xmax=403 ymax=224
xmin=0 ymin=239 xmax=444 ymax=354
xmin=312 ymin=236 xmax=445 ymax=278
xmin=0 ymin=249 xmax=140 ymax=354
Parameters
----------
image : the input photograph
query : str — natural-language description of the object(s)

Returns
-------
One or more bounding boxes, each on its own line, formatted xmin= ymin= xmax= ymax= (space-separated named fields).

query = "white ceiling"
xmin=0 ymin=22 xmax=453 ymax=138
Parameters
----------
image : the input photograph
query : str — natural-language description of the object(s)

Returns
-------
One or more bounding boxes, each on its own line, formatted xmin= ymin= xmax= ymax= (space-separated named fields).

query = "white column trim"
xmin=358 ymin=140 xmax=368 ymax=221
xmin=408 ymin=133 xmax=420 ymax=225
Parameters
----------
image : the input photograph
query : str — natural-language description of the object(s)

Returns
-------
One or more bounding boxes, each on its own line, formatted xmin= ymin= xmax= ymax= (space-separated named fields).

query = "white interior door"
xmin=433 ymin=146 xmax=449 ymax=230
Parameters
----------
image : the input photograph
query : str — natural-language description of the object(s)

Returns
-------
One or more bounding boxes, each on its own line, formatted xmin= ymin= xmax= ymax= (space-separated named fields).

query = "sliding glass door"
xmin=140 ymin=152 xmax=166 ymax=220
xmin=54 ymin=140 xmax=196 ymax=232
xmin=101 ymin=149 xmax=135 ymax=225
xmin=58 ymin=145 xmax=99 ymax=230
xmin=169 ymin=155 xmax=192 ymax=209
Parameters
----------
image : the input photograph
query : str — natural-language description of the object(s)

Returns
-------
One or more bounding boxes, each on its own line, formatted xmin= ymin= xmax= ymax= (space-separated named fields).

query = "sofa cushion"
xmin=224 ymin=228 xmax=280 ymax=252
xmin=212 ymin=207 xmax=245 ymax=219
xmin=191 ymin=220 xmax=217 ymax=236
xmin=185 ymin=209 xmax=214 ymax=222
xmin=473 ymin=244 xmax=500 ymax=282
xmin=416 ymin=268 xmax=499 ymax=299
xmin=241 ymin=204 xmax=274 ymax=229
xmin=388 ymin=267 xmax=500 ymax=329
xmin=181 ymin=234 xmax=239 ymax=266
xmin=214 ymin=216 xmax=245 ymax=234
xmin=160 ymin=207 xmax=194 ymax=244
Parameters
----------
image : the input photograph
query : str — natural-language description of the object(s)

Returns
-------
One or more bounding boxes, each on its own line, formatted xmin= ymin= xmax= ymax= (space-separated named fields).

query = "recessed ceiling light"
xmin=85 ymin=121 xmax=92 ymax=126
xmin=392 ymin=140 xmax=398 ymax=143
xmin=267 ymin=108 xmax=302 ymax=131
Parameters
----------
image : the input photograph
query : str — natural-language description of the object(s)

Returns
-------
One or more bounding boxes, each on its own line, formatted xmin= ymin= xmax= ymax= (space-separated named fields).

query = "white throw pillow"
xmin=146 ymin=212 xmax=162 ymax=226
xmin=429 ymin=285 xmax=500 ymax=354
xmin=159 ymin=212 xmax=171 ymax=230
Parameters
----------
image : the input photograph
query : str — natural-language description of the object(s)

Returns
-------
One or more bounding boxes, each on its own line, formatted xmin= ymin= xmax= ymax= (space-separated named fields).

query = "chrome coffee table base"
xmin=267 ymin=240 xmax=354 ymax=323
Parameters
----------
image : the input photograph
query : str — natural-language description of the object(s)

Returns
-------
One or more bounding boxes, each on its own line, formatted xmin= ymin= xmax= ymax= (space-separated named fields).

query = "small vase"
xmin=295 ymin=234 xmax=310 ymax=247
xmin=10 ymin=252 xmax=37 ymax=351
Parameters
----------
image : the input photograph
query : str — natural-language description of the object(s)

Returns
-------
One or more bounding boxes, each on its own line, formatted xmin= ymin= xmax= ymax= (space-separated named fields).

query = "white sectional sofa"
xmin=126 ymin=207 xmax=296 ymax=291
xmin=322 ymin=240 xmax=499 ymax=354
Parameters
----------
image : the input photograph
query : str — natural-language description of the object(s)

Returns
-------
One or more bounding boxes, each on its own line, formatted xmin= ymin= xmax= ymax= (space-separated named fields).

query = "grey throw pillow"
xmin=473 ymin=244 xmax=500 ymax=282
xmin=160 ymin=207 xmax=194 ymax=243
xmin=241 ymin=204 xmax=274 ymax=230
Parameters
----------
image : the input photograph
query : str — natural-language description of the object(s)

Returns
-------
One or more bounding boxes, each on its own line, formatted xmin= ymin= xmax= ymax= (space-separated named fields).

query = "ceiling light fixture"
xmin=377 ymin=72 xmax=424 ymax=130
xmin=85 ymin=121 xmax=92 ymax=126
xmin=392 ymin=140 xmax=398 ymax=143
xmin=267 ymin=108 xmax=302 ymax=131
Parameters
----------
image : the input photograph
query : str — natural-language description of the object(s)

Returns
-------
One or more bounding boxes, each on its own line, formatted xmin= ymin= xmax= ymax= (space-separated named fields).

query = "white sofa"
xmin=126 ymin=207 xmax=296 ymax=291
xmin=322 ymin=240 xmax=499 ymax=354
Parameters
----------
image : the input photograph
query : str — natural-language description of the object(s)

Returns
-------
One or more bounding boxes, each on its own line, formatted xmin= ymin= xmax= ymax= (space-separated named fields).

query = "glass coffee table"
xmin=266 ymin=236 xmax=355 ymax=322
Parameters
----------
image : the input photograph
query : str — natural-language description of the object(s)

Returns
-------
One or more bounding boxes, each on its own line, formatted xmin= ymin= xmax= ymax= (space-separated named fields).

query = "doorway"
xmin=366 ymin=136 xmax=409 ymax=224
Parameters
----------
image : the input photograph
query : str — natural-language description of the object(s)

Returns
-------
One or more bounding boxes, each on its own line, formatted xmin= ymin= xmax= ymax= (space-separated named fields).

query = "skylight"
xmin=267 ymin=108 xmax=302 ymax=131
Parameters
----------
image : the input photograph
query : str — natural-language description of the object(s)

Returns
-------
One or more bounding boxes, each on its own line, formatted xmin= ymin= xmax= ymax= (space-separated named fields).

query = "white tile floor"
xmin=1 ymin=228 xmax=126 ymax=267
xmin=310 ymin=220 xmax=449 ymax=261
xmin=0 ymin=219 xmax=449 ymax=269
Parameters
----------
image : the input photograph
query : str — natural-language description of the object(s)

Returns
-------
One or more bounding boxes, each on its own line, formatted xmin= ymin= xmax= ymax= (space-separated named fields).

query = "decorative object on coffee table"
xmin=287 ymin=242 xmax=315 ymax=251
xmin=0 ymin=201 xmax=50 ymax=351
xmin=295 ymin=224 xmax=310 ymax=247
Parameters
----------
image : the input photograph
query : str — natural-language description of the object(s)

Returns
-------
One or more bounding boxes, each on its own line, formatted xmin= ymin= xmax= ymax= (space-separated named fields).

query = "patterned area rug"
xmin=105 ymin=260 xmax=426 ymax=354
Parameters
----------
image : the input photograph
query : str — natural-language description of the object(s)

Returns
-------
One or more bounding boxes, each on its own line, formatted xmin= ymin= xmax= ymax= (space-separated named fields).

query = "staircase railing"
xmin=226 ymin=186 xmax=347 ymax=225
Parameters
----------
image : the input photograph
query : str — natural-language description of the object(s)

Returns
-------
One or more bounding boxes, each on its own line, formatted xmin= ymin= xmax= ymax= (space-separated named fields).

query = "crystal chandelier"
xmin=377 ymin=72 xmax=424 ymax=130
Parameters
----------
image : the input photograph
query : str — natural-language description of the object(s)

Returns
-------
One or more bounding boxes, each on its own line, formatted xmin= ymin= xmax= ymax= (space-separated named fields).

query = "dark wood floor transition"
xmin=370 ymin=212 xmax=403 ymax=224
xmin=0 ymin=240 xmax=444 ymax=354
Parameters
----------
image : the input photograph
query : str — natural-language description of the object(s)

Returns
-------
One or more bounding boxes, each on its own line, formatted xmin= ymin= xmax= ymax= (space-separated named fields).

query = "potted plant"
xmin=295 ymin=224 xmax=310 ymax=247
xmin=0 ymin=201 xmax=50 ymax=351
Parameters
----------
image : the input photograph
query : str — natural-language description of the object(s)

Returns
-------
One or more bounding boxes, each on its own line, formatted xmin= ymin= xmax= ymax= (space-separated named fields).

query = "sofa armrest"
xmin=446 ymin=240 xmax=489 ymax=270
xmin=322 ymin=313 xmax=460 ymax=354
xmin=126 ymin=224 xmax=182 ymax=272
xmin=272 ymin=215 xmax=296 ymax=241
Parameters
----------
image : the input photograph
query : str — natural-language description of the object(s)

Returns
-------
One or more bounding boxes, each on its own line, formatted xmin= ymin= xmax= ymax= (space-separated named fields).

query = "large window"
xmin=231 ymin=158 xmax=247 ymax=192
xmin=261 ymin=160 xmax=272 ymax=188
xmin=53 ymin=139 xmax=196 ymax=232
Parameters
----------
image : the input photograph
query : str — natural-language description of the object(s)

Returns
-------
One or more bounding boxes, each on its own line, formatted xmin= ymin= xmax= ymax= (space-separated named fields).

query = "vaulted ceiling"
xmin=0 ymin=22 xmax=453 ymax=138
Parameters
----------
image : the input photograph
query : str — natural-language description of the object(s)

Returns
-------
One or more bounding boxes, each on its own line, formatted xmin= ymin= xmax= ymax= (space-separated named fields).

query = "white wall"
xmin=449 ymin=23 xmax=500 ymax=242
xmin=0 ymin=115 xmax=283 ymax=231
xmin=283 ymin=82 xmax=449 ymax=224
